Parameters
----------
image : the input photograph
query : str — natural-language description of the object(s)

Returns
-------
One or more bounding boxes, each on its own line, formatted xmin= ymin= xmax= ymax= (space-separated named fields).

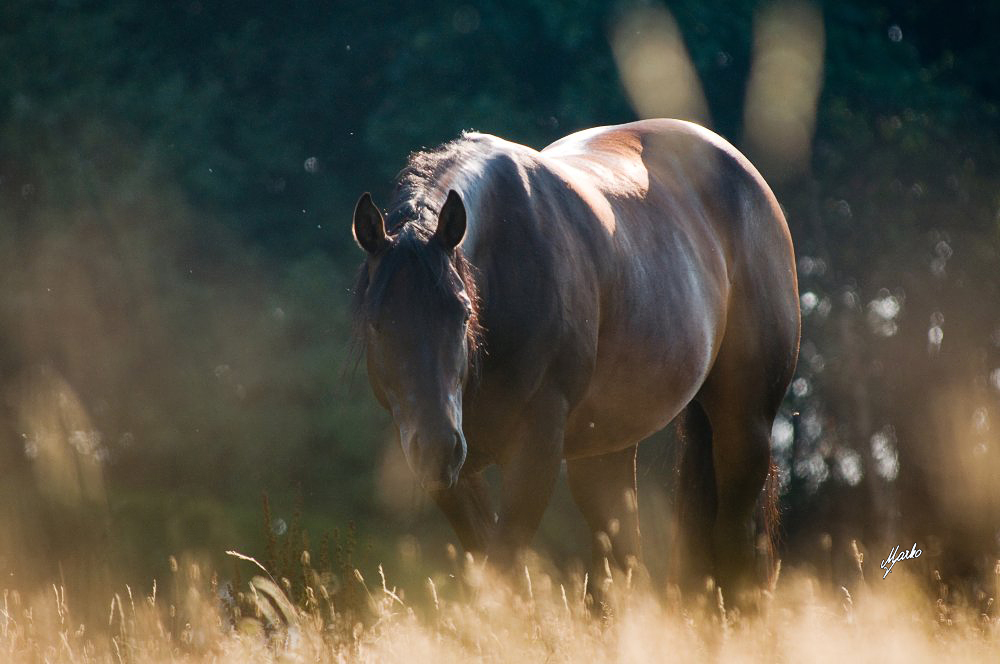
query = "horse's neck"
xmin=447 ymin=163 xmax=491 ymax=259
xmin=450 ymin=151 xmax=540 ymax=260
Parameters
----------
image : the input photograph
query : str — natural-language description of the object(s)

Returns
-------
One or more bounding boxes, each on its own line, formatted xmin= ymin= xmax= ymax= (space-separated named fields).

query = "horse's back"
xmin=545 ymin=118 xmax=796 ymax=342
xmin=546 ymin=119 xmax=779 ymax=224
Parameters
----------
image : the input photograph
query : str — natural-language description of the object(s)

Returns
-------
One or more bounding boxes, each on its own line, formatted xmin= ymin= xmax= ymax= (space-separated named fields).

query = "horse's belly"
xmin=563 ymin=317 xmax=719 ymax=459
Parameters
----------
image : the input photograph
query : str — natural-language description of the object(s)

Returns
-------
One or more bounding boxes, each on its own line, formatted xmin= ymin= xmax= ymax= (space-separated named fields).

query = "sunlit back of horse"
xmin=351 ymin=119 xmax=800 ymax=601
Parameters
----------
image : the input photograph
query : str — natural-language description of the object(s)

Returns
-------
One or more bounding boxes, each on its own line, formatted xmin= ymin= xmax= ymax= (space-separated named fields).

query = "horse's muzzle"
xmin=406 ymin=428 xmax=466 ymax=491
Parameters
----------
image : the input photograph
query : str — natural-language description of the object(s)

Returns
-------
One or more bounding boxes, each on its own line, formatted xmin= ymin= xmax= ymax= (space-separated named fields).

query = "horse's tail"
xmin=758 ymin=459 xmax=781 ymax=589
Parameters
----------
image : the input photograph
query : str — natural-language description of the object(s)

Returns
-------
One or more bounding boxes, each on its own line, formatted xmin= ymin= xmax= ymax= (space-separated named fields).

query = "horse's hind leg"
xmin=567 ymin=444 xmax=641 ymax=601
xmin=698 ymin=329 xmax=794 ymax=602
xmin=673 ymin=401 xmax=718 ymax=593
xmin=702 ymin=398 xmax=774 ymax=601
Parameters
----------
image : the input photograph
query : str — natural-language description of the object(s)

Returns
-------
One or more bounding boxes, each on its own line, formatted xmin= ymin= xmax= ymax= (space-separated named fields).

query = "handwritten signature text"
xmin=880 ymin=543 xmax=922 ymax=579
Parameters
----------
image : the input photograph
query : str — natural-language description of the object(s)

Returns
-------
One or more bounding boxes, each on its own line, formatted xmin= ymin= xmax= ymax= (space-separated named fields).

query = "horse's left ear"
xmin=353 ymin=192 xmax=388 ymax=254
xmin=435 ymin=190 xmax=467 ymax=250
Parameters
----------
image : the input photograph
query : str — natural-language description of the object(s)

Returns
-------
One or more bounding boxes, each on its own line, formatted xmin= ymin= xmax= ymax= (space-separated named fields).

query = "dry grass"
xmin=2 ymin=549 xmax=998 ymax=663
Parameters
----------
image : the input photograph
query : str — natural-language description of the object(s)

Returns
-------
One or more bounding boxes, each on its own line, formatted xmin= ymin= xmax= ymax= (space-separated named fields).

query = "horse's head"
xmin=352 ymin=190 xmax=479 ymax=490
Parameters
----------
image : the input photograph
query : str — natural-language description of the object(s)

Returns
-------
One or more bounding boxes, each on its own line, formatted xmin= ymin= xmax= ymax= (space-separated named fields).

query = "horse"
xmin=350 ymin=119 xmax=800 ymax=600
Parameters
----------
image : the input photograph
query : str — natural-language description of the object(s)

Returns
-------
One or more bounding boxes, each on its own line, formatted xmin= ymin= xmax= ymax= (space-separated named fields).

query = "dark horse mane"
xmin=352 ymin=134 xmax=486 ymax=368
xmin=384 ymin=133 xmax=485 ymax=230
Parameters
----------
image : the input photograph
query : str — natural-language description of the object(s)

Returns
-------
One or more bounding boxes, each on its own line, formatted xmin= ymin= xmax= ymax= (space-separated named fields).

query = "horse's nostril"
xmin=408 ymin=427 xmax=464 ymax=490
xmin=451 ymin=434 xmax=465 ymax=467
xmin=411 ymin=434 xmax=425 ymax=470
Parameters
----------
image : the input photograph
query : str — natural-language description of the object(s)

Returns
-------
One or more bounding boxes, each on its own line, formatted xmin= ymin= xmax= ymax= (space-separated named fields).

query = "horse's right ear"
xmin=435 ymin=189 xmax=467 ymax=250
xmin=353 ymin=192 xmax=387 ymax=254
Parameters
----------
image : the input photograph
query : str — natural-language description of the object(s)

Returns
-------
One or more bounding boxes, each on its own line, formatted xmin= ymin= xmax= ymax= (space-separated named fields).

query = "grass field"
xmin=3 ymin=548 xmax=998 ymax=663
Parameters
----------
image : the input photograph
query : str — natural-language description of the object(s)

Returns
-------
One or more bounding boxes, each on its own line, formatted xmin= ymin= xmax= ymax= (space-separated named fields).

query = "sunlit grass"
xmin=2 ymin=548 xmax=998 ymax=663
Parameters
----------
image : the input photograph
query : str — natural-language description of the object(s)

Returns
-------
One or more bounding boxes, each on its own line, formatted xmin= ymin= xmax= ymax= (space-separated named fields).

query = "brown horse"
xmin=351 ymin=119 xmax=800 ymax=598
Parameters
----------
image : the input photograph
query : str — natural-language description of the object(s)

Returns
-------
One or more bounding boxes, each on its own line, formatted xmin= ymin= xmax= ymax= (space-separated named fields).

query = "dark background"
xmin=1 ymin=0 xmax=998 ymax=594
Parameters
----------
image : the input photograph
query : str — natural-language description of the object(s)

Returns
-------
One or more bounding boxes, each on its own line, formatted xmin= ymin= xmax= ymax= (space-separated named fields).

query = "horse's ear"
xmin=435 ymin=190 xmax=467 ymax=250
xmin=353 ymin=192 xmax=387 ymax=254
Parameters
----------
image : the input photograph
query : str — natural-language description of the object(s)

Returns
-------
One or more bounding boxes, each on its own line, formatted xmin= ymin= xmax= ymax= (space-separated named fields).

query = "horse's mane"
xmin=384 ymin=132 xmax=489 ymax=232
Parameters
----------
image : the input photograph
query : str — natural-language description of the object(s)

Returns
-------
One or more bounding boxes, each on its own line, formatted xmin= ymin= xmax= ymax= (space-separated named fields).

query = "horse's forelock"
xmin=351 ymin=229 xmax=483 ymax=365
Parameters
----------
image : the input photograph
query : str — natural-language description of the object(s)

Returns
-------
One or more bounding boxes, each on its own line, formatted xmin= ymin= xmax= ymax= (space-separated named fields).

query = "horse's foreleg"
xmin=429 ymin=472 xmax=496 ymax=556
xmin=488 ymin=395 xmax=566 ymax=569
xmin=566 ymin=445 xmax=641 ymax=603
